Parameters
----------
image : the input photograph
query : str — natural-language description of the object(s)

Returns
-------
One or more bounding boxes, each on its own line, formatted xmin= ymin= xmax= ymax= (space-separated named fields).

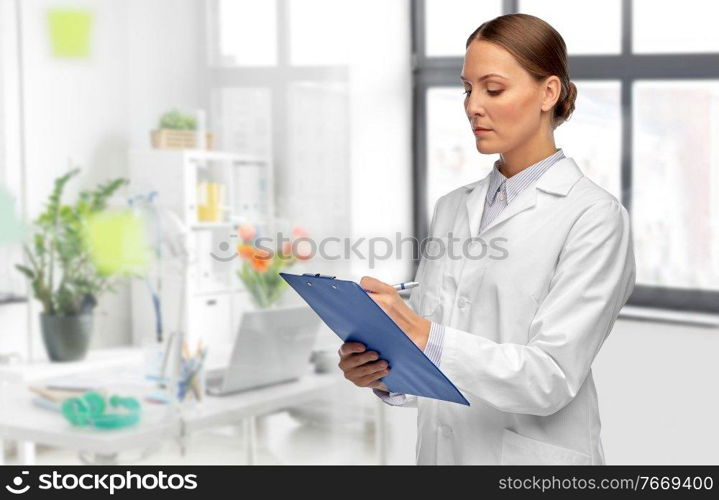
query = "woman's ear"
xmin=540 ymin=75 xmax=562 ymax=112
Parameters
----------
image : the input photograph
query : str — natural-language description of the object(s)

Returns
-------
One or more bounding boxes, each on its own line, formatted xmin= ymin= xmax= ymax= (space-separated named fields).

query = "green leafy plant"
xmin=15 ymin=168 xmax=131 ymax=315
xmin=158 ymin=109 xmax=197 ymax=130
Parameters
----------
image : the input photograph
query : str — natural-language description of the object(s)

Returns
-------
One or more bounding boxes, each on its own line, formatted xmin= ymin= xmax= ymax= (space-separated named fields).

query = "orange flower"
xmin=237 ymin=244 xmax=254 ymax=260
xmin=250 ymin=247 xmax=272 ymax=272
xmin=250 ymin=256 xmax=270 ymax=272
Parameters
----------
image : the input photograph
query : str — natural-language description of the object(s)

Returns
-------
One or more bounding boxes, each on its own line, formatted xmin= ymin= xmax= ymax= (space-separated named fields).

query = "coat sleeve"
xmin=440 ymin=199 xmax=636 ymax=416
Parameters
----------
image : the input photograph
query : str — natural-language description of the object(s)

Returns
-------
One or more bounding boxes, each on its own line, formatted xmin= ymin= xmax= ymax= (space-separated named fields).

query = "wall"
xmin=2 ymin=0 xmax=204 ymax=359
xmin=348 ymin=0 xmax=414 ymax=285
xmin=594 ymin=318 xmax=719 ymax=464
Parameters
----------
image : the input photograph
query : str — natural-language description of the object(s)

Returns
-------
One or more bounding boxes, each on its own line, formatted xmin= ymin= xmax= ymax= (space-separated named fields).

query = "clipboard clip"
xmin=302 ymin=273 xmax=336 ymax=279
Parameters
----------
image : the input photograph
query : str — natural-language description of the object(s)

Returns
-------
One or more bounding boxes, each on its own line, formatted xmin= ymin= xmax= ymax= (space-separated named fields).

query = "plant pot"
xmin=40 ymin=313 xmax=93 ymax=362
xmin=150 ymin=129 xmax=214 ymax=150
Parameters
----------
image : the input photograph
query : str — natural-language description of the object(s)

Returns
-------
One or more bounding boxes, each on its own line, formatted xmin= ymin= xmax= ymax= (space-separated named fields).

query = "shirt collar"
xmin=486 ymin=148 xmax=565 ymax=205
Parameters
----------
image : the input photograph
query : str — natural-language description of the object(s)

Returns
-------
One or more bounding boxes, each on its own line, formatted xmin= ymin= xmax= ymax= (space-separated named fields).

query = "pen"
xmin=363 ymin=281 xmax=420 ymax=294
xmin=393 ymin=281 xmax=420 ymax=291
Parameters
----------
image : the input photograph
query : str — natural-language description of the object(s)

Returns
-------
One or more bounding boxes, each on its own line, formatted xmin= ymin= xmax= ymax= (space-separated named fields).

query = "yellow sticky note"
xmin=48 ymin=10 xmax=93 ymax=58
xmin=85 ymin=210 xmax=150 ymax=276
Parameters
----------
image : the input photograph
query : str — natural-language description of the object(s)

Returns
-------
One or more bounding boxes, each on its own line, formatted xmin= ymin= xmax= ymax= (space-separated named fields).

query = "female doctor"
xmin=337 ymin=13 xmax=636 ymax=465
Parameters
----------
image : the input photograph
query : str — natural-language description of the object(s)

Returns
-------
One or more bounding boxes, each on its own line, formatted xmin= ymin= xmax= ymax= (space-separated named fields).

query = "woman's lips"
xmin=474 ymin=128 xmax=492 ymax=135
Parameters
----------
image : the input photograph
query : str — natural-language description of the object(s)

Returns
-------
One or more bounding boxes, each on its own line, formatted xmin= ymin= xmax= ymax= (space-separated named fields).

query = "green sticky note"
xmin=0 ymin=188 xmax=25 ymax=245
xmin=86 ymin=210 xmax=150 ymax=276
xmin=48 ymin=10 xmax=93 ymax=58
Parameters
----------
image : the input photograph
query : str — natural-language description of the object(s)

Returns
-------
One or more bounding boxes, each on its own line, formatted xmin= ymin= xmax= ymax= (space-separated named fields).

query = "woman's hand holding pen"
xmin=337 ymin=276 xmax=430 ymax=392
xmin=359 ymin=275 xmax=431 ymax=350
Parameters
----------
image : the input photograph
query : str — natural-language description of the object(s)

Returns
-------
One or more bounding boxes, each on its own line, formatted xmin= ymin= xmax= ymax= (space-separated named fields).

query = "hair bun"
xmin=557 ymin=81 xmax=577 ymax=124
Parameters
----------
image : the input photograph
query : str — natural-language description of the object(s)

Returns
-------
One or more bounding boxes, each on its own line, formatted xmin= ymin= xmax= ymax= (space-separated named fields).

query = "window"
xmin=215 ymin=0 xmax=277 ymax=66
xmin=520 ymin=0 xmax=621 ymax=55
xmin=633 ymin=0 xmax=719 ymax=54
xmin=413 ymin=0 xmax=719 ymax=312
xmin=555 ymin=80 xmax=621 ymax=200
xmin=632 ymin=81 xmax=719 ymax=291
xmin=424 ymin=0 xmax=502 ymax=57
xmin=288 ymin=0 xmax=351 ymax=65
xmin=207 ymin=0 xmax=352 ymax=276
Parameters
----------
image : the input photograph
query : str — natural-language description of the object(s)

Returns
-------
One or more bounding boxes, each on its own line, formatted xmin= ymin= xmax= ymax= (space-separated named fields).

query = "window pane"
xmin=426 ymin=87 xmax=493 ymax=223
xmin=634 ymin=0 xmax=719 ymax=53
xmin=282 ymin=81 xmax=350 ymax=271
xmin=212 ymin=87 xmax=272 ymax=157
xmin=425 ymin=0 xmax=502 ymax=57
xmin=289 ymin=0 xmax=350 ymax=65
xmin=633 ymin=81 xmax=719 ymax=291
xmin=217 ymin=0 xmax=277 ymax=66
xmin=519 ymin=0 xmax=621 ymax=55
xmin=554 ymin=80 xmax=622 ymax=200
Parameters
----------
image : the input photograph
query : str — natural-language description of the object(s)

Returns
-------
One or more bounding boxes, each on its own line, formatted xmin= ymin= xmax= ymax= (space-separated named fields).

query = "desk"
xmin=0 ymin=370 xmax=348 ymax=465
xmin=0 ymin=381 xmax=177 ymax=465
xmin=182 ymin=372 xmax=344 ymax=464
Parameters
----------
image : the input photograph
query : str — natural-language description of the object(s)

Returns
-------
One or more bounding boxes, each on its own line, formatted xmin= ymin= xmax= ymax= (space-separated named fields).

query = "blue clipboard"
xmin=280 ymin=272 xmax=469 ymax=406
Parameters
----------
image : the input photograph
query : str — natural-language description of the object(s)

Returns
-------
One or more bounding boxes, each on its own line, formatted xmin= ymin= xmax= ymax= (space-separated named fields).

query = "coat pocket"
xmin=500 ymin=428 xmax=592 ymax=465
xmin=420 ymin=291 xmax=440 ymax=320
xmin=417 ymin=257 xmax=444 ymax=319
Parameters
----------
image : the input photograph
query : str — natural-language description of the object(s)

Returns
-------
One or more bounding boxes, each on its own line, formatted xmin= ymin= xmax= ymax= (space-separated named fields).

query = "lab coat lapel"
xmin=463 ymin=177 xmax=490 ymax=239
xmin=462 ymin=157 xmax=584 ymax=238
xmin=462 ymin=169 xmax=536 ymax=239
xmin=478 ymin=186 xmax=538 ymax=237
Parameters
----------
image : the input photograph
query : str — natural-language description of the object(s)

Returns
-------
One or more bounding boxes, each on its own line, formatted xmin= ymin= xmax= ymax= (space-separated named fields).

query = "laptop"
xmin=206 ymin=305 xmax=321 ymax=396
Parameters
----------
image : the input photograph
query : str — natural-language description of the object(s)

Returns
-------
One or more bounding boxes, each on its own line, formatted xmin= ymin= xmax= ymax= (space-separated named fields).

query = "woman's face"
xmin=461 ymin=40 xmax=560 ymax=155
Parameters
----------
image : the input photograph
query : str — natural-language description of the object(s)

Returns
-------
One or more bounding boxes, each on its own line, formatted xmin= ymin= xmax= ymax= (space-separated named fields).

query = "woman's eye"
xmin=462 ymin=89 xmax=503 ymax=97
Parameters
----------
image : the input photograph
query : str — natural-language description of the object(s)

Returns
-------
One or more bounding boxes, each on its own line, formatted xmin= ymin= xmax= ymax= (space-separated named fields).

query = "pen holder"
xmin=178 ymin=358 xmax=206 ymax=406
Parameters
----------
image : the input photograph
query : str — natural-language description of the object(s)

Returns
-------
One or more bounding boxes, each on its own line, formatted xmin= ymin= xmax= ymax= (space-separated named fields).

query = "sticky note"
xmin=85 ymin=210 xmax=150 ymax=276
xmin=48 ymin=9 xmax=93 ymax=58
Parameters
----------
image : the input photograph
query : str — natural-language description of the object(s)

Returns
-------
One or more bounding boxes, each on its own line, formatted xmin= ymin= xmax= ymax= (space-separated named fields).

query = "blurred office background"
xmin=0 ymin=0 xmax=718 ymax=465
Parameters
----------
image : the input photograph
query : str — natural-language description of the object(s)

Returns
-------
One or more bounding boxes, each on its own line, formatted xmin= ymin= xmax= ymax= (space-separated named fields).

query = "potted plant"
xmin=235 ymin=224 xmax=312 ymax=309
xmin=150 ymin=108 xmax=214 ymax=150
xmin=15 ymin=169 xmax=130 ymax=362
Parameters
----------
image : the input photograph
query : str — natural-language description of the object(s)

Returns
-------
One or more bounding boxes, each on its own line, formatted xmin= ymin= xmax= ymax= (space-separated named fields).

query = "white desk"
xmin=0 ymin=381 xmax=177 ymax=465
xmin=0 ymin=366 xmax=350 ymax=465
xmin=181 ymin=372 xmax=345 ymax=464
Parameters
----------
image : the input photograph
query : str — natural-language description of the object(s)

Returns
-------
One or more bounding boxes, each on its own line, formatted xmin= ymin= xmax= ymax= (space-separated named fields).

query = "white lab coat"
xmin=396 ymin=156 xmax=636 ymax=465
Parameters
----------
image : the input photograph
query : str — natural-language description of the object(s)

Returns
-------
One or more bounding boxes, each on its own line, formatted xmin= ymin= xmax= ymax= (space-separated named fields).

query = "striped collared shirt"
xmin=374 ymin=148 xmax=566 ymax=405
xmin=480 ymin=148 xmax=565 ymax=233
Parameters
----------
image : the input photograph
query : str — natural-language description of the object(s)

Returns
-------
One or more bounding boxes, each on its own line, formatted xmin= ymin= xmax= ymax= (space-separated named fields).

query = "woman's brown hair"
xmin=465 ymin=13 xmax=577 ymax=130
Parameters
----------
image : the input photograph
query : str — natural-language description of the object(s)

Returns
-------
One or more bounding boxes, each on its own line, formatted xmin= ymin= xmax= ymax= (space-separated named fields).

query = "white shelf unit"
xmin=128 ymin=149 xmax=275 ymax=350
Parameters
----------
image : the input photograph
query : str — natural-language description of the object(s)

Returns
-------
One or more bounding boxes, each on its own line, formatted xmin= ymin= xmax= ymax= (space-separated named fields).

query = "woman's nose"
xmin=465 ymin=94 xmax=488 ymax=116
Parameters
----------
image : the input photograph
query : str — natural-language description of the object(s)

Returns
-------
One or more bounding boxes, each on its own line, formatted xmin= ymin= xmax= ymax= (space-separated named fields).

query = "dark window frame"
xmin=411 ymin=0 xmax=719 ymax=313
